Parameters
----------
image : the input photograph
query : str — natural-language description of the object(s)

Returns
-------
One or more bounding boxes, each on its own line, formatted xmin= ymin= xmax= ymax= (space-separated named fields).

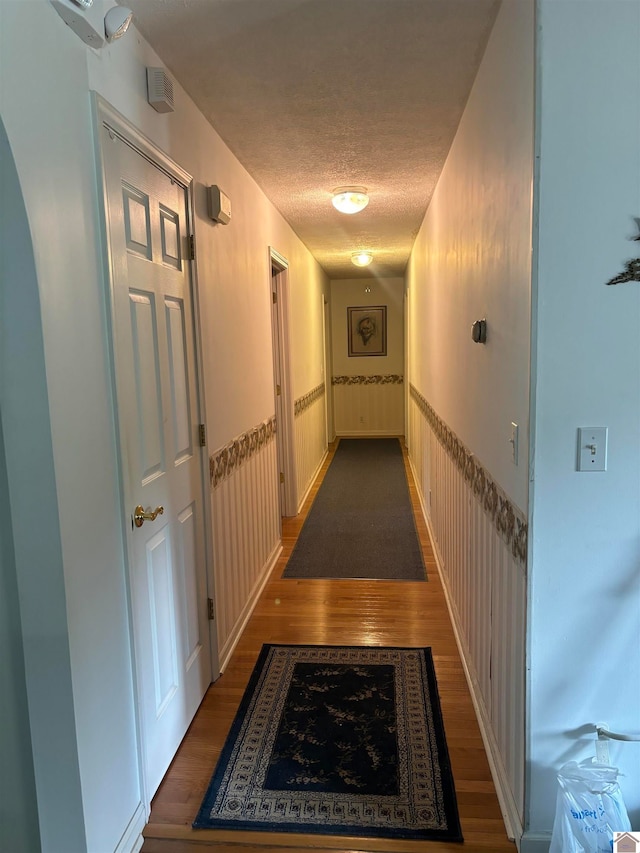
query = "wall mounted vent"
xmin=147 ymin=67 xmax=174 ymax=113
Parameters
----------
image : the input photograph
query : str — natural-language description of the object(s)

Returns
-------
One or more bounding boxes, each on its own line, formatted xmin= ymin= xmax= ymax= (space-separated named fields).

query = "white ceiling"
xmin=125 ymin=0 xmax=500 ymax=278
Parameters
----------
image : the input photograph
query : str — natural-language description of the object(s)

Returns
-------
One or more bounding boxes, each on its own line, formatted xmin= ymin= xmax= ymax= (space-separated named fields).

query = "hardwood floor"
xmin=142 ymin=440 xmax=517 ymax=853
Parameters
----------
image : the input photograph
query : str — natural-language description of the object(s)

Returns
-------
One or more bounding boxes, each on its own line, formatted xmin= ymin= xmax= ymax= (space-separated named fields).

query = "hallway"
xmin=141 ymin=441 xmax=516 ymax=853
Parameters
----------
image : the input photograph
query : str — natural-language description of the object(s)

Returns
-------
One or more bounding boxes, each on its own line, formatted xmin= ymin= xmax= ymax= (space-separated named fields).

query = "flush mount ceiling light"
xmin=332 ymin=187 xmax=369 ymax=215
xmin=105 ymin=5 xmax=133 ymax=41
xmin=351 ymin=251 xmax=373 ymax=267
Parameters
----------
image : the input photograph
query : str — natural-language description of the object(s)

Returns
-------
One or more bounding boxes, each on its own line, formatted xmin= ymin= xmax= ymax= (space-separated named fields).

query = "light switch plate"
xmin=577 ymin=427 xmax=608 ymax=472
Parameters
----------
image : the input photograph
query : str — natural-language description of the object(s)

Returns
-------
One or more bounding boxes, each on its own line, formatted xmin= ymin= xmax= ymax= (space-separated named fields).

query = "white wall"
xmin=406 ymin=0 xmax=534 ymax=839
xmin=87 ymin=26 xmax=329 ymax=448
xmin=0 ymin=418 xmax=40 ymax=851
xmin=331 ymin=277 xmax=405 ymax=435
xmin=0 ymin=0 xmax=328 ymax=849
xmin=90 ymin=11 xmax=329 ymax=682
xmin=407 ymin=0 xmax=533 ymax=512
xmin=527 ymin=0 xmax=640 ymax=843
xmin=0 ymin=2 xmax=139 ymax=853
xmin=331 ymin=277 xmax=404 ymax=376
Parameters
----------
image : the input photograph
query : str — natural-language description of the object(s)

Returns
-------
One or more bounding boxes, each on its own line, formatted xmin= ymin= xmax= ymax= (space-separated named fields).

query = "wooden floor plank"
xmin=142 ymin=439 xmax=517 ymax=853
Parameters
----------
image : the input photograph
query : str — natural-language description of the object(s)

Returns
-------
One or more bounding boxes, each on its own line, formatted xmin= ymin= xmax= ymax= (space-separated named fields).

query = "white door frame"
xmin=321 ymin=295 xmax=329 ymax=446
xmin=269 ymin=248 xmax=297 ymax=517
xmin=404 ymin=284 xmax=409 ymax=446
xmin=92 ymin=94 xmax=219 ymax=809
xmin=322 ymin=295 xmax=334 ymax=443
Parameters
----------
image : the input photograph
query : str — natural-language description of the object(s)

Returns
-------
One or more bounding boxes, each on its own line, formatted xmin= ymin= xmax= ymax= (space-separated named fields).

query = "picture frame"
xmin=347 ymin=305 xmax=387 ymax=357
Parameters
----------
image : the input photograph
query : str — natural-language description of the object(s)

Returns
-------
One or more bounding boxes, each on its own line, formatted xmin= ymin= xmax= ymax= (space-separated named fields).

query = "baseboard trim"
xmin=297 ymin=448 xmax=328 ymax=514
xmin=218 ymin=541 xmax=282 ymax=672
xmin=408 ymin=453 xmax=524 ymax=849
xmin=520 ymin=832 xmax=552 ymax=853
xmin=114 ymin=801 xmax=145 ymax=853
xmin=336 ymin=430 xmax=405 ymax=437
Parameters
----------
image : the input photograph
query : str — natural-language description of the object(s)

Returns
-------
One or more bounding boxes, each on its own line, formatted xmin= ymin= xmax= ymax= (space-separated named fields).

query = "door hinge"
xmin=207 ymin=597 xmax=215 ymax=620
xmin=276 ymin=384 xmax=281 ymax=396
xmin=279 ymin=472 xmax=285 ymax=484
xmin=199 ymin=423 xmax=206 ymax=447
xmin=272 ymin=291 xmax=277 ymax=304
xmin=188 ymin=234 xmax=195 ymax=260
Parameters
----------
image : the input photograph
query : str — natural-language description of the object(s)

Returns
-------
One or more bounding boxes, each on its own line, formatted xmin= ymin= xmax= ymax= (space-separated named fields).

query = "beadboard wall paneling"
xmin=408 ymin=387 xmax=526 ymax=837
xmin=294 ymin=384 xmax=327 ymax=511
xmin=332 ymin=375 xmax=404 ymax=436
xmin=209 ymin=420 xmax=281 ymax=669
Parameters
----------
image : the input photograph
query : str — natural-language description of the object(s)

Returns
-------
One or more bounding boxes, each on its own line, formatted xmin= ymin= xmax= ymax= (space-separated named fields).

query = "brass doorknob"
xmin=133 ymin=505 xmax=164 ymax=528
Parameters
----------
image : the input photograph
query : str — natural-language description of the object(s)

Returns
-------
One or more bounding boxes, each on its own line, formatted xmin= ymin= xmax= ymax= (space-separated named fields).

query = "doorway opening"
xmin=269 ymin=249 xmax=297 ymax=517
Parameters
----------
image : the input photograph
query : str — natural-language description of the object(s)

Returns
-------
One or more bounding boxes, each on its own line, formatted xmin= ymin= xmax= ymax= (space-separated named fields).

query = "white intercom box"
xmin=207 ymin=186 xmax=231 ymax=225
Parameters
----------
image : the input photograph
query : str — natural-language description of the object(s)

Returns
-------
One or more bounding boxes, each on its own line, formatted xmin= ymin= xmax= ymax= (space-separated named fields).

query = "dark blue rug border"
xmin=193 ymin=644 xmax=463 ymax=842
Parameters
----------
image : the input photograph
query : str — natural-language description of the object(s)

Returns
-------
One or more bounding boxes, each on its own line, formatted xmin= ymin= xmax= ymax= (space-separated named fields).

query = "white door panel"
xmin=165 ymin=297 xmax=192 ymax=461
xmin=129 ymin=290 xmax=164 ymax=481
xmin=146 ymin=524 xmax=179 ymax=715
xmin=101 ymin=123 xmax=212 ymax=802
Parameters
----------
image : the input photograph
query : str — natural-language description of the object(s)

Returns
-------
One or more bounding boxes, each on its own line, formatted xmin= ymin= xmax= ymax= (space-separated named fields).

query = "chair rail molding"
xmin=409 ymin=384 xmax=527 ymax=563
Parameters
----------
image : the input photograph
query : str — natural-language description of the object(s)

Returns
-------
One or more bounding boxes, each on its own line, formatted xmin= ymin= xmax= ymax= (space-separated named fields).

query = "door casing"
xmin=92 ymin=93 xmax=219 ymax=811
xmin=269 ymin=248 xmax=297 ymax=517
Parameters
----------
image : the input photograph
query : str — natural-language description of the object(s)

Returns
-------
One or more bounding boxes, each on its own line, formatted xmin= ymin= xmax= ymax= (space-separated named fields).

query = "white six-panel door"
xmin=100 ymin=117 xmax=213 ymax=803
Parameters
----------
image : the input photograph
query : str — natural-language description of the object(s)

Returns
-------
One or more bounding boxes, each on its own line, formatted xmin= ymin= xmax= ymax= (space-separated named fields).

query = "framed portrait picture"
xmin=347 ymin=305 xmax=387 ymax=357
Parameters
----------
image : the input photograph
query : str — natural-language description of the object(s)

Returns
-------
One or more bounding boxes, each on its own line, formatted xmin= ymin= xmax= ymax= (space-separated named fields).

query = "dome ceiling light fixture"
xmin=351 ymin=251 xmax=373 ymax=267
xmin=332 ymin=187 xmax=369 ymax=215
xmin=104 ymin=5 xmax=133 ymax=41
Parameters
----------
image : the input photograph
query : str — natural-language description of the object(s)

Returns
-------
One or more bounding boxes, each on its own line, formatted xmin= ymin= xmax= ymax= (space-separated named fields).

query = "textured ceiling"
xmin=125 ymin=0 xmax=500 ymax=278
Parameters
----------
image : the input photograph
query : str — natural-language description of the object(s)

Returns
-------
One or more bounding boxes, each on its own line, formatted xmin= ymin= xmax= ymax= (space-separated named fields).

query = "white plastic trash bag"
xmin=549 ymin=759 xmax=631 ymax=853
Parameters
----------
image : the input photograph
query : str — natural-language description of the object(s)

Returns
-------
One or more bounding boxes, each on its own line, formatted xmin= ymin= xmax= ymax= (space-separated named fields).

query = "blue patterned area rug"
xmin=193 ymin=645 xmax=463 ymax=842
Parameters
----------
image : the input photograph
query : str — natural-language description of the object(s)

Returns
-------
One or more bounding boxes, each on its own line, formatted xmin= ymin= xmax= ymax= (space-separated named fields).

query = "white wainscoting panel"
xmin=210 ymin=423 xmax=281 ymax=669
xmin=333 ymin=376 xmax=404 ymax=436
xmin=408 ymin=388 xmax=526 ymax=840
xmin=294 ymin=385 xmax=327 ymax=512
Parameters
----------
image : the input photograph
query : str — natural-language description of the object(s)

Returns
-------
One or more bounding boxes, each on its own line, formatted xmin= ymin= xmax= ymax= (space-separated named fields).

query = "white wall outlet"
xmin=577 ymin=427 xmax=608 ymax=471
xmin=510 ymin=422 xmax=519 ymax=465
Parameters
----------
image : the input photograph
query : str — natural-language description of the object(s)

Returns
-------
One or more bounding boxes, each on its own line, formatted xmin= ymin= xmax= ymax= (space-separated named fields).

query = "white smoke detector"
xmin=146 ymin=67 xmax=175 ymax=114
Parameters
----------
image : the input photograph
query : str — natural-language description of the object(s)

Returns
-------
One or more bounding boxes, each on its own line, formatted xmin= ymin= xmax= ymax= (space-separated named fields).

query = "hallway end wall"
xmin=330 ymin=278 xmax=405 ymax=436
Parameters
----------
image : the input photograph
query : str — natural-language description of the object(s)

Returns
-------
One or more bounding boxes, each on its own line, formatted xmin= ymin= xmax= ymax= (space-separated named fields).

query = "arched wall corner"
xmin=0 ymin=117 xmax=86 ymax=851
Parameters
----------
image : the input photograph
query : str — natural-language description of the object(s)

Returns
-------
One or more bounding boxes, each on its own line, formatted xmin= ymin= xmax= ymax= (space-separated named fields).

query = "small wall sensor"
xmin=147 ymin=67 xmax=175 ymax=113
xmin=471 ymin=319 xmax=487 ymax=344
xmin=207 ymin=186 xmax=231 ymax=225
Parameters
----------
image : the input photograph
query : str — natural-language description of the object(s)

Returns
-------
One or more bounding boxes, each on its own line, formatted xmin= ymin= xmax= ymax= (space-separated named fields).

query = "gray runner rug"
xmin=283 ymin=438 xmax=426 ymax=580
